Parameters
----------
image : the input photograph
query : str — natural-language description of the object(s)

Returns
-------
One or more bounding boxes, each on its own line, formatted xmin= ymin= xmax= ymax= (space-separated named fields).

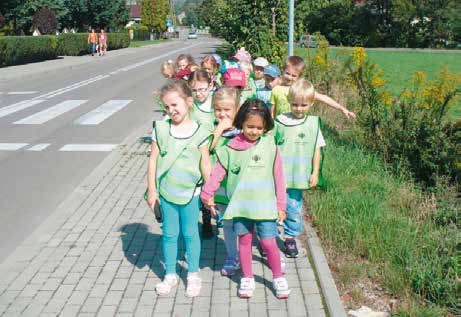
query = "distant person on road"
xmin=87 ymin=29 xmax=98 ymax=56
xmin=174 ymin=54 xmax=195 ymax=80
xmin=146 ymin=80 xmax=211 ymax=298
xmin=99 ymin=29 xmax=107 ymax=56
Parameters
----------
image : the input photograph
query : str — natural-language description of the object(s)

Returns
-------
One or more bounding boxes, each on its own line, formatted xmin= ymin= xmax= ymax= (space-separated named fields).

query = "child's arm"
xmin=315 ymin=92 xmax=356 ymax=119
xmin=209 ymin=119 xmax=233 ymax=151
xmin=270 ymin=104 xmax=276 ymax=118
xmin=200 ymin=162 xmax=227 ymax=215
xmin=310 ymin=147 xmax=321 ymax=188
xmin=199 ymin=144 xmax=212 ymax=182
xmin=273 ymin=148 xmax=287 ymax=222
xmin=147 ymin=142 xmax=160 ymax=208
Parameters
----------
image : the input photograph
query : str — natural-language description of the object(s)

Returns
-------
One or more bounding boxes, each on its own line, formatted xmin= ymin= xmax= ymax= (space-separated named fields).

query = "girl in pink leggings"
xmin=201 ymin=99 xmax=291 ymax=299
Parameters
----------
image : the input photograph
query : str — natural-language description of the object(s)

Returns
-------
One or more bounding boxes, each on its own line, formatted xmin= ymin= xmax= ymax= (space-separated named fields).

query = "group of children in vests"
xmin=147 ymin=48 xmax=355 ymax=299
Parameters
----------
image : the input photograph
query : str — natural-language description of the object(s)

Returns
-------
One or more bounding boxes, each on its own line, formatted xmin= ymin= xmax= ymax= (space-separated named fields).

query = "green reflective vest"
xmin=275 ymin=115 xmax=320 ymax=189
xmin=155 ymin=120 xmax=210 ymax=205
xmin=216 ymin=135 xmax=278 ymax=220
xmin=190 ymin=98 xmax=215 ymax=132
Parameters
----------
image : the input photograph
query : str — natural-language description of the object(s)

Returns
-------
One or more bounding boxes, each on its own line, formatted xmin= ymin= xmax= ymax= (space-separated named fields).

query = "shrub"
xmin=107 ymin=32 xmax=130 ymax=50
xmin=0 ymin=35 xmax=57 ymax=67
xmin=33 ymin=7 xmax=57 ymax=35
xmin=56 ymin=33 xmax=87 ymax=56
xmin=0 ymin=15 xmax=5 ymax=29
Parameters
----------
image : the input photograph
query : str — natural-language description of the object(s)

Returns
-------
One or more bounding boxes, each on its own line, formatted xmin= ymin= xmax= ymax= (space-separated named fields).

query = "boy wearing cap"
xmin=257 ymin=64 xmax=281 ymax=110
xmin=253 ymin=57 xmax=269 ymax=89
xmin=222 ymin=68 xmax=255 ymax=105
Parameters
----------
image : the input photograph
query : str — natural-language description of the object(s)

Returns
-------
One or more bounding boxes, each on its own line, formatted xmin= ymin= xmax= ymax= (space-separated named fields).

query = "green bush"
xmin=107 ymin=32 xmax=130 ymax=50
xmin=56 ymin=33 xmax=88 ymax=56
xmin=0 ymin=35 xmax=57 ymax=67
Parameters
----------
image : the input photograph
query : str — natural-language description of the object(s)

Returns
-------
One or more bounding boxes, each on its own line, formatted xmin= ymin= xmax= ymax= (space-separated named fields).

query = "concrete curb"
xmin=303 ymin=221 xmax=347 ymax=317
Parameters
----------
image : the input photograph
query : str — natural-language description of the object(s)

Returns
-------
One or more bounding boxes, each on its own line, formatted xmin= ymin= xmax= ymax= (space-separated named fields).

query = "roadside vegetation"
xmin=129 ymin=39 xmax=167 ymax=48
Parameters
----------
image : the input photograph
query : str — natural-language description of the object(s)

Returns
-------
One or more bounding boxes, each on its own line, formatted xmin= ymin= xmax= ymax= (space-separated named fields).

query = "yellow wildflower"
xmin=371 ymin=77 xmax=387 ymax=88
xmin=401 ymin=89 xmax=412 ymax=100
xmin=414 ymin=71 xmax=426 ymax=85
xmin=352 ymin=47 xmax=366 ymax=67
xmin=378 ymin=92 xmax=393 ymax=106
xmin=313 ymin=55 xmax=325 ymax=67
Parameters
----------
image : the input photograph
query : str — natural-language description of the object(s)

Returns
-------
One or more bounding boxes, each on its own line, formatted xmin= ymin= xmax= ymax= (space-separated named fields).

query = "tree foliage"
xmin=151 ymin=0 xmax=170 ymax=34
xmin=141 ymin=0 xmax=155 ymax=31
xmin=33 ymin=7 xmax=57 ymax=34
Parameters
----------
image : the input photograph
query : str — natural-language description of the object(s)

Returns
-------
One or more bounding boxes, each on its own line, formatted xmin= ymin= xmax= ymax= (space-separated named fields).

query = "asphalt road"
xmin=0 ymin=37 xmax=221 ymax=262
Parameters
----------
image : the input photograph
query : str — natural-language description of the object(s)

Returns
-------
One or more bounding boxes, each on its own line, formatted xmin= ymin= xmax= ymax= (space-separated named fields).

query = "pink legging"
xmin=238 ymin=232 xmax=282 ymax=279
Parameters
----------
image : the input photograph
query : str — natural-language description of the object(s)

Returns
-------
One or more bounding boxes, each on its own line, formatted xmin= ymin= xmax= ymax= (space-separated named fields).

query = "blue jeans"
xmin=90 ymin=43 xmax=96 ymax=55
xmin=160 ymin=195 xmax=201 ymax=274
xmin=283 ymin=189 xmax=303 ymax=238
xmin=233 ymin=218 xmax=278 ymax=239
xmin=216 ymin=203 xmax=238 ymax=261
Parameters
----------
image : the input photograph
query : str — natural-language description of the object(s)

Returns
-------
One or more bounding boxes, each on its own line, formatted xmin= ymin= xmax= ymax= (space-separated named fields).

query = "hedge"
xmin=0 ymin=32 xmax=131 ymax=67
xmin=0 ymin=35 xmax=58 ymax=67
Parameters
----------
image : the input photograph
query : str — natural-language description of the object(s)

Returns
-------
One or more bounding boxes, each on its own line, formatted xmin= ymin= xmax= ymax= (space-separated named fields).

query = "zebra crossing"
xmin=0 ymin=97 xmax=135 ymax=152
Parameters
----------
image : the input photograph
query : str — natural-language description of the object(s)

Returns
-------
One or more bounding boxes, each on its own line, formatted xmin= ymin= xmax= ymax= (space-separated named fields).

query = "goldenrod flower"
xmin=414 ymin=71 xmax=426 ymax=85
xmin=352 ymin=47 xmax=366 ymax=67
xmin=378 ymin=92 xmax=393 ymax=106
xmin=371 ymin=77 xmax=387 ymax=88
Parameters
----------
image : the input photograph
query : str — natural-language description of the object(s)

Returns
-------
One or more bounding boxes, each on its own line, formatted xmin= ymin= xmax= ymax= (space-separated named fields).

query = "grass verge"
xmin=305 ymin=121 xmax=457 ymax=315
xmin=129 ymin=39 xmax=168 ymax=48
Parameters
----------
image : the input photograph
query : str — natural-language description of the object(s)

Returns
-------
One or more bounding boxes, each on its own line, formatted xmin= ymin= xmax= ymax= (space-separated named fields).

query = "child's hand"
xmin=310 ymin=173 xmax=319 ymax=188
xmin=216 ymin=117 xmax=233 ymax=132
xmin=147 ymin=190 xmax=161 ymax=210
xmin=202 ymin=197 xmax=217 ymax=216
xmin=277 ymin=210 xmax=287 ymax=223
xmin=342 ymin=109 xmax=356 ymax=120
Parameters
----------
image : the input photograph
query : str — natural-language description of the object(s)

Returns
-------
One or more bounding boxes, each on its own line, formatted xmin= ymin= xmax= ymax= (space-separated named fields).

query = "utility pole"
xmin=271 ymin=7 xmax=276 ymax=36
xmin=288 ymin=0 xmax=294 ymax=56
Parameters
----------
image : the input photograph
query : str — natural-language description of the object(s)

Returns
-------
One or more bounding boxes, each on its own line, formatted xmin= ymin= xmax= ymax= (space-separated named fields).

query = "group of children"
xmin=147 ymin=48 xmax=356 ymax=299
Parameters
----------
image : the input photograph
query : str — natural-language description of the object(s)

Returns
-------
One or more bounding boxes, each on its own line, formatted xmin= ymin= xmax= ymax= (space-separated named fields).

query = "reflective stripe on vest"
xmin=275 ymin=115 xmax=319 ymax=189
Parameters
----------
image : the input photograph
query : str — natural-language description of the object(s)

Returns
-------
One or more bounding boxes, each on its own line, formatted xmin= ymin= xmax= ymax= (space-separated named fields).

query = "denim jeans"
xmin=90 ymin=43 xmax=96 ymax=55
xmin=283 ymin=189 xmax=303 ymax=238
xmin=233 ymin=218 xmax=278 ymax=239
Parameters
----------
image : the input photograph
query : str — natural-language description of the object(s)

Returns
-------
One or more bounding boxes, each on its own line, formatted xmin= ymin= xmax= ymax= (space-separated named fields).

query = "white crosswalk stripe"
xmin=13 ymin=100 xmax=87 ymax=124
xmin=0 ymin=100 xmax=45 ymax=118
xmin=74 ymin=100 xmax=132 ymax=125
xmin=0 ymin=143 xmax=29 ymax=150
xmin=59 ymin=144 xmax=117 ymax=152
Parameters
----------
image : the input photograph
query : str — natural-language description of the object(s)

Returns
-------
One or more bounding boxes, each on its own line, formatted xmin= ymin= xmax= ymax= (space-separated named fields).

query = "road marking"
xmin=74 ymin=100 xmax=132 ymax=125
xmin=7 ymin=91 xmax=37 ymax=95
xmin=14 ymin=100 xmax=87 ymax=124
xmin=27 ymin=143 xmax=50 ymax=151
xmin=0 ymin=100 xmax=45 ymax=118
xmin=59 ymin=144 xmax=117 ymax=152
xmin=0 ymin=143 xmax=29 ymax=150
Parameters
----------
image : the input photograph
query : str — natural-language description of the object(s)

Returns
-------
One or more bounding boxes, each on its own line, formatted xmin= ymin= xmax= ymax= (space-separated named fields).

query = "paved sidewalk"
xmin=0 ymin=123 xmax=327 ymax=317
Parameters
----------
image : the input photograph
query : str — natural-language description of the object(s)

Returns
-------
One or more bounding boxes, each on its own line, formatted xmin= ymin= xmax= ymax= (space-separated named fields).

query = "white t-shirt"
xmin=277 ymin=113 xmax=326 ymax=148
xmin=195 ymin=95 xmax=213 ymax=112
xmin=151 ymin=121 xmax=209 ymax=196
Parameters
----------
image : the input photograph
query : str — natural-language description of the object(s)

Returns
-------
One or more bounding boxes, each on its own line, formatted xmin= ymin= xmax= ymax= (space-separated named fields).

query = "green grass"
xmin=297 ymin=47 xmax=461 ymax=121
xmin=129 ymin=39 xmax=168 ymax=48
xmin=306 ymin=124 xmax=457 ymax=314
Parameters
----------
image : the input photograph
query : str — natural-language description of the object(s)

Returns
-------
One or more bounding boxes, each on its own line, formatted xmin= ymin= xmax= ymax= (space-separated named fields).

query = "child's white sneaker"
xmin=238 ymin=277 xmax=255 ymax=298
xmin=221 ymin=257 xmax=240 ymax=276
xmin=273 ymin=277 xmax=291 ymax=299
xmin=186 ymin=272 xmax=202 ymax=297
xmin=155 ymin=274 xmax=178 ymax=296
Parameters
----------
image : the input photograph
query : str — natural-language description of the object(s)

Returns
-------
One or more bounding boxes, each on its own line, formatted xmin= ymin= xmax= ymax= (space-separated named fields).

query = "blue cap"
xmin=211 ymin=54 xmax=222 ymax=66
xmin=264 ymin=64 xmax=281 ymax=78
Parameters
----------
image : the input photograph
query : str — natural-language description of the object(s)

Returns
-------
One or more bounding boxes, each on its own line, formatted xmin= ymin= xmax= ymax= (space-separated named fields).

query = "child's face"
xmin=177 ymin=59 xmax=188 ymax=70
xmin=290 ymin=97 xmax=313 ymax=119
xmin=214 ymin=100 xmax=237 ymax=123
xmin=264 ymin=75 xmax=275 ymax=89
xmin=254 ymin=66 xmax=265 ymax=80
xmin=162 ymin=91 xmax=192 ymax=124
xmin=282 ymin=64 xmax=301 ymax=86
xmin=190 ymin=80 xmax=212 ymax=103
xmin=202 ymin=61 xmax=215 ymax=74
xmin=241 ymin=66 xmax=252 ymax=79
xmin=242 ymin=114 xmax=265 ymax=142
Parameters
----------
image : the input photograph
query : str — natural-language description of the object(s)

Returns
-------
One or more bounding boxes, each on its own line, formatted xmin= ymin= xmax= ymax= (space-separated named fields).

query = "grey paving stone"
xmin=109 ymin=278 xmax=129 ymax=291
xmin=34 ymin=291 xmax=54 ymax=304
xmin=230 ymin=296 xmax=248 ymax=311
xmin=118 ymin=298 xmax=138 ymax=313
xmin=81 ymin=297 xmax=103 ymax=313
xmin=96 ymin=305 xmax=117 ymax=317
xmin=88 ymin=284 xmax=110 ymax=298
xmin=62 ymin=272 xmax=83 ymax=285
xmin=68 ymin=290 xmax=88 ymax=305
xmin=134 ymin=305 xmax=154 ymax=317
xmin=211 ymin=289 xmax=230 ymax=304
xmin=123 ymin=283 xmax=143 ymax=298
xmin=193 ymin=296 xmax=211 ymax=312
xmin=153 ymin=297 xmax=175 ymax=313
xmin=75 ymin=278 xmax=96 ymax=291
xmin=102 ymin=291 xmax=123 ymax=306
xmin=21 ymin=303 xmax=46 ymax=316
xmin=42 ymin=298 xmax=67 ymax=313
xmin=305 ymin=293 xmax=323 ymax=309
xmin=307 ymin=308 xmax=327 ymax=317
xmin=41 ymin=278 xmax=63 ymax=291
xmin=19 ymin=284 xmax=42 ymax=298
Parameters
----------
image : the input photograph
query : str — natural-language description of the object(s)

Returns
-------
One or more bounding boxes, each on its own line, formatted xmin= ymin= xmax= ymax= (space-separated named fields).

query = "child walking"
xmin=146 ymin=80 xmax=212 ymax=297
xmin=175 ymin=54 xmax=195 ymax=80
xmin=275 ymin=79 xmax=325 ymax=257
xmin=270 ymin=56 xmax=356 ymax=119
xmin=201 ymin=99 xmax=291 ymax=299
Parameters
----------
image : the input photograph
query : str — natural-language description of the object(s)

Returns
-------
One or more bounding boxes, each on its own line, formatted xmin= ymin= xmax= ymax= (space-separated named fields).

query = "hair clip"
xmin=250 ymin=106 xmax=259 ymax=110
xmin=167 ymin=59 xmax=173 ymax=64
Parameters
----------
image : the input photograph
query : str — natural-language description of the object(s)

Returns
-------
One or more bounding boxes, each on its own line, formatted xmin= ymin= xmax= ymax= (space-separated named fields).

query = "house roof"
xmin=130 ymin=5 xmax=141 ymax=19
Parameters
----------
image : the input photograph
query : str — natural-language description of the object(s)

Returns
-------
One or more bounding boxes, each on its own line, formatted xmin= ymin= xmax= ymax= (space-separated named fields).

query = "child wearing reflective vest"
xmin=201 ymin=99 xmax=291 ymax=299
xmin=274 ymin=79 xmax=326 ymax=258
xmin=146 ymin=80 xmax=212 ymax=298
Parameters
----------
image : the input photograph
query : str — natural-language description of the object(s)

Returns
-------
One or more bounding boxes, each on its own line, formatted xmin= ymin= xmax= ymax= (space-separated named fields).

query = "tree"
xmin=62 ymin=0 xmax=90 ymax=31
xmin=141 ymin=0 xmax=155 ymax=31
xmin=151 ymin=0 xmax=170 ymax=34
xmin=33 ymin=7 xmax=57 ymax=34
xmin=87 ymin=0 xmax=129 ymax=30
xmin=16 ymin=0 xmax=68 ymax=34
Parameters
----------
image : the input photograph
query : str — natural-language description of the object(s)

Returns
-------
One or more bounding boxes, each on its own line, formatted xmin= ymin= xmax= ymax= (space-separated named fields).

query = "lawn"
xmin=296 ymin=47 xmax=461 ymax=120
xmin=129 ymin=39 xmax=168 ymax=48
